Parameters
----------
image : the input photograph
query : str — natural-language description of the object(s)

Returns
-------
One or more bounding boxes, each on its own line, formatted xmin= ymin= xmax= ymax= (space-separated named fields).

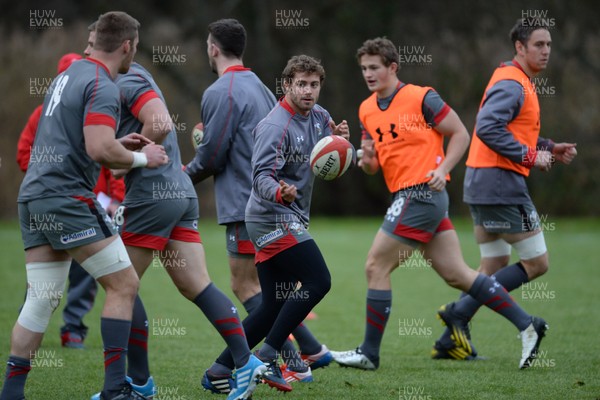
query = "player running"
xmin=101 ymin=53 xmax=264 ymax=400
xmin=204 ymin=54 xmax=349 ymax=394
xmin=330 ymin=37 xmax=548 ymax=371
xmin=432 ymin=19 xmax=576 ymax=361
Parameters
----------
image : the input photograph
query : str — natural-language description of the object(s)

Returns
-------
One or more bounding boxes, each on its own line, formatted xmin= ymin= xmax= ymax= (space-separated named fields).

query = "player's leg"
xmin=424 ymin=229 xmax=548 ymax=368
xmin=60 ymin=260 xmax=98 ymax=348
xmin=1 ymin=244 xmax=70 ymax=400
xmin=435 ymin=205 xmax=548 ymax=359
xmin=61 ymin=196 xmax=140 ymax=397
xmin=333 ymin=189 xmax=427 ymax=370
xmin=70 ymin=235 xmax=140 ymax=396
xmin=331 ymin=229 xmax=413 ymax=370
xmin=226 ymin=222 xmax=328 ymax=379
xmin=253 ymin=239 xmax=331 ymax=390
xmin=121 ymin=245 xmax=154 ymax=393
xmin=166 ymin=200 xmax=264 ymax=397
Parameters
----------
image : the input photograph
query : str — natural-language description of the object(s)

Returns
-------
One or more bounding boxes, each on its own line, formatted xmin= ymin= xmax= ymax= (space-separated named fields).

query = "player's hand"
xmin=552 ymin=142 xmax=577 ymax=165
xmin=106 ymin=202 xmax=120 ymax=218
xmin=119 ymin=133 xmax=154 ymax=151
xmin=534 ymin=150 xmax=553 ymax=172
xmin=329 ymin=119 xmax=350 ymax=140
xmin=426 ymin=168 xmax=447 ymax=191
xmin=142 ymin=144 xmax=168 ymax=168
xmin=358 ymin=140 xmax=379 ymax=173
xmin=279 ymin=180 xmax=297 ymax=204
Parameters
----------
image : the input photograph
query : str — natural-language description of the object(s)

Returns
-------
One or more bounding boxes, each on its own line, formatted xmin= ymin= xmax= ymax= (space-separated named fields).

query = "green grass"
xmin=0 ymin=218 xmax=599 ymax=399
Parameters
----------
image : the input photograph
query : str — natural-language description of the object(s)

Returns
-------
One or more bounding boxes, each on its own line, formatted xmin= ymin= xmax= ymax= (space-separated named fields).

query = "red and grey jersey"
xmin=185 ymin=66 xmax=276 ymax=224
xmin=19 ymin=58 xmax=119 ymax=201
xmin=245 ymin=98 xmax=333 ymax=227
xmin=116 ymin=63 xmax=196 ymax=205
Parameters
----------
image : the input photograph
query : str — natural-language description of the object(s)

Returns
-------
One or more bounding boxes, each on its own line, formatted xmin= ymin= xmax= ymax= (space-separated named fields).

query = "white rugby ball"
xmin=309 ymin=135 xmax=356 ymax=181
xmin=191 ymin=123 xmax=204 ymax=150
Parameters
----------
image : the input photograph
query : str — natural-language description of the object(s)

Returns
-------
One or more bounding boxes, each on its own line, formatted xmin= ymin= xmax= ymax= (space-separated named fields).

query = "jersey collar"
xmin=86 ymin=58 xmax=111 ymax=76
xmin=224 ymin=65 xmax=251 ymax=73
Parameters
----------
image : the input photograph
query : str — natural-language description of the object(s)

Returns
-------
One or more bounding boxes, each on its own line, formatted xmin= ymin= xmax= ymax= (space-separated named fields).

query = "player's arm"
xmin=16 ymin=105 xmax=43 ymax=172
xmin=476 ymin=80 xmax=551 ymax=170
xmin=186 ymin=89 xmax=236 ymax=184
xmin=430 ymin=109 xmax=470 ymax=190
xmin=84 ymin=125 xmax=166 ymax=169
xmin=536 ymin=136 xmax=577 ymax=165
xmin=252 ymin=122 xmax=295 ymax=205
xmin=137 ymin=97 xmax=172 ymax=144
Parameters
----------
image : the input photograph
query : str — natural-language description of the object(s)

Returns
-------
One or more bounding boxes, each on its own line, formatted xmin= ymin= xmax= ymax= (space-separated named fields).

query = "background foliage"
xmin=1 ymin=0 xmax=598 ymax=218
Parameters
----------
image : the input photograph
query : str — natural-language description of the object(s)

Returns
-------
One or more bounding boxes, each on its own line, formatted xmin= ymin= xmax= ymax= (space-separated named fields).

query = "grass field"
xmin=0 ymin=217 xmax=599 ymax=399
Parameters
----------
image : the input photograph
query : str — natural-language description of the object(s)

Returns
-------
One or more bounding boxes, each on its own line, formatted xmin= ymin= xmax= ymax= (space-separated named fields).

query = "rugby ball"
xmin=191 ymin=123 xmax=204 ymax=150
xmin=309 ymin=135 xmax=356 ymax=181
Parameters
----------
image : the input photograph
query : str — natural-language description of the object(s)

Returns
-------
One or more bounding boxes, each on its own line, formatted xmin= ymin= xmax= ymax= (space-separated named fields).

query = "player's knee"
xmin=365 ymin=256 xmax=385 ymax=283
xmin=18 ymin=261 xmax=70 ymax=333
xmin=521 ymin=254 xmax=549 ymax=279
xmin=514 ymin=232 xmax=548 ymax=279
xmin=81 ymin=238 xmax=132 ymax=280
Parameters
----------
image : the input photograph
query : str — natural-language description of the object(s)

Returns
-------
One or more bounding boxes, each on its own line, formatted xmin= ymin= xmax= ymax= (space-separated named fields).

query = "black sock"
xmin=292 ymin=322 xmax=321 ymax=356
xmin=242 ymin=293 xmax=262 ymax=315
xmin=0 ymin=355 xmax=31 ymax=400
xmin=127 ymin=295 xmax=150 ymax=385
xmin=359 ymin=289 xmax=391 ymax=363
xmin=101 ymin=318 xmax=130 ymax=395
xmin=193 ymin=283 xmax=250 ymax=368
xmin=468 ymin=274 xmax=531 ymax=331
xmin=454 ymin=262 xmax=530 ymax=317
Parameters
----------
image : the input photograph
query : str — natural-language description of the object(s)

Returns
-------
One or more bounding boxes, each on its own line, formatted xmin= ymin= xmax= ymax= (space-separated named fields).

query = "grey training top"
xmin=186 ymin=67 xmax=276 ymax=224
xmin=116 ymin=62 xmax=196 ymax=205
xmin=464 ymin=61 xmax=554 ymax=205
xmin=19 ymin=58 xmax=120 ymax=202
xmin=245 ymin=99 xmax=333 ymax=227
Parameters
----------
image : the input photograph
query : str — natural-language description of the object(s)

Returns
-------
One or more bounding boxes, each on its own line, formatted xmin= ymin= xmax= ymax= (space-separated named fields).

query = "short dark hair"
xmin=510 ymin=19 xmax=549 ymax=52
xmin=208 ymin=18 xmax=246 ymax=59
xmin=356 ymin=37 xmax=399 ymax=68
xmin=88 ymin=21 xmax=97 ymax=32
xmin=94 ymin=11 xmax=140 ymax=53
xmin=282 ymin=55 xmax=325 ymax=84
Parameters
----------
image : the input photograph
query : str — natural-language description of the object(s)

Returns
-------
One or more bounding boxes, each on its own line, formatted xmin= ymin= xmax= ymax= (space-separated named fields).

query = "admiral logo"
xmin=256 ymin=228 xmax=284 ymax=247
xmin=60 ymin=228 xmax=96 ymax=244
xmin=483 ymin=220 xmax=511 ymax=230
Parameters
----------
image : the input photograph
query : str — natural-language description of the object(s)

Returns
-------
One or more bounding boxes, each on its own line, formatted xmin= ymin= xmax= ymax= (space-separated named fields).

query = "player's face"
xmin=284 ymin=72 xmax=322 ymax=115
xmin=360 ymin=54 xmax=397 ymax=95
xmin=119 ymin=35 xmax=138 ymax=74
xmin=84 ymin=30 xmax=96 ymax=58
xmin=207 ymin=35 xmax=217 ymax=73
xmin=520 ymin=29 xmax=551 ymax=74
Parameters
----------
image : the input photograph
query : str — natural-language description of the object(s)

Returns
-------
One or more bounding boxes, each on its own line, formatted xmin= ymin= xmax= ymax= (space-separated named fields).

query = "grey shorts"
xmin=246 ymin=219 xmax=312 ymax=264
xmin=469 ymin=202 xmax=540 ymax=234
xmin=19 ymin=196 xmax=116 ymax=250
xmin=115 ymin=198 xmax=201 ymax=251
xmin=226 ymin=222 xmax=255 ymax=258
xmin=380 ymin=186 xmax=454 ymax=248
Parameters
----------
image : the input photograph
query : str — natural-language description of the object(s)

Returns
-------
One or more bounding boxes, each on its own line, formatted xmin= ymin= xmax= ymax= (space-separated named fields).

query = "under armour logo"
xmin=296 ymin=136 xmax=305 ymax=143
xmin=375 ymin=124 xmax=398 ymax=142
xmin=229 ymin=235 xmax=235 ymax=241
xmin=231 ymin=306 xmax=237 ymax=314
